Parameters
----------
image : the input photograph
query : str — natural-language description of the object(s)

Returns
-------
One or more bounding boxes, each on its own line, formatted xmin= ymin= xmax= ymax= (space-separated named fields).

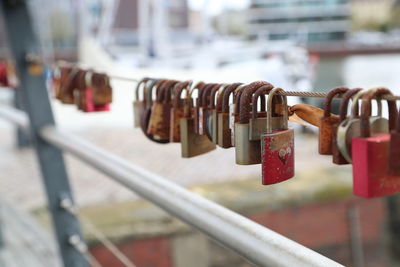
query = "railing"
xmin=0 ymin=0 xmax=343 ymax=266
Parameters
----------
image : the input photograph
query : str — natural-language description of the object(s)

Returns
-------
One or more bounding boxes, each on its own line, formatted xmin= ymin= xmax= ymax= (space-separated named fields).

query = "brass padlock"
xmin=133 ymin=78 xmax=150 ymax=128
xmin=337 ymin=88 xmax=388 ymax=163
xmin=170 ymin=80 xmax=192 ymax=142
xmin=319 ymin=87 xmax=348 ymax=155
xmin=234 ymin=81 xmax=272 ymax=165
xmin=180 ymin=83 xmax=216 ymax=158
xmin=217 ymin=83 xmax=243 ymax=148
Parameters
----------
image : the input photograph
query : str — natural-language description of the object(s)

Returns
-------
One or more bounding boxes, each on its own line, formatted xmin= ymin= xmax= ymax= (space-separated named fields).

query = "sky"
xmin=187 ymin=0 xmax=250 ymax=15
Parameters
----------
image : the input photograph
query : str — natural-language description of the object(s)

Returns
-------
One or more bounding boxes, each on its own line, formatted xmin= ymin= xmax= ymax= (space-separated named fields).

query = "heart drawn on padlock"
xmin=278 ymin=147 xmax=291 ymax=165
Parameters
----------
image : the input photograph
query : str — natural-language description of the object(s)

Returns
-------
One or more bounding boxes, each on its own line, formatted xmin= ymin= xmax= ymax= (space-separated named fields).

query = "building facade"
xmin=248 ymin=0 xmax=351 ymax=43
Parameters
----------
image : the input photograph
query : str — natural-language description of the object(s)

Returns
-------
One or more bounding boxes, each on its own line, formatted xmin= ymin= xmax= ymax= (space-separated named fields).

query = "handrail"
xmin=0 ymin=105 xmax=342 ymax=267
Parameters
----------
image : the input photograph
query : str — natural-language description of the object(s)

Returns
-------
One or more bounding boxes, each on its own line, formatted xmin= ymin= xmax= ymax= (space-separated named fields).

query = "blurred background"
xmin=1 ymin=0 xmax=400 ymax=266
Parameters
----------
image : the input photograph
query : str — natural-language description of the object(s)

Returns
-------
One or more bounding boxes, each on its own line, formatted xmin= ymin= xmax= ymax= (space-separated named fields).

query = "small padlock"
xmin=235 ymin=81 xmax=271 ymax=165
xmin=352 ymin=88 xmax=399 ymax=198
xmin=217 ymin=83 xmax=243 ymax=148
xmin=389 ymin=106 xmax=400 ymax=176
xmin=58 ymin=67 xmax=80 ymax=104
xmin=249 ymin=85 xmax=274 ymax=141
xmin=332 ymin=88 xmax=362 ymax=164
xmin=140 ymin=79 xmax=170 ymax=144
xmin=147 ymin=80 xmax=179 ymax=141
xmin=77 ymin=70 xmax=111 ymax=112
xmin=261 ymin=87 xmax=295 ymax=185
xmin=91 ymin=72 xmax=113 ymax=105
xmin=170 ymin=80 xmax=192 ymax=142
xmin=205 ymin=84 xmax=225 ymax=143
xmin=337 ymin=88 xmax=387 ymax=163
xmin=198 ymin=83 xmax=218 ymax=135
xmin=319 ymin=87 xmax=348 ymax=155
xmin=133 ymin=78 xmax=150 ymax=128
xmin=180 ymin=83 xmax=216 ymax=158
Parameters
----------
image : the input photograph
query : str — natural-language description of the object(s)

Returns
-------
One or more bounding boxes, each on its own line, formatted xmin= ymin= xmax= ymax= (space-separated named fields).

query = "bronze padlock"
xmin=332 ymin=88 xmax=362 ymax=164
xmin=180 ymin=83 xmax=216 ymax=158
xmin=319 ymin=87 xmax=348 ymax=155
xmin=217 ymin=83 xmax=243 ymax=148
xmin=170 ymin=80 xmax=192 ymax=142
xmin=234 ymin=81 xmax=273 ymax=165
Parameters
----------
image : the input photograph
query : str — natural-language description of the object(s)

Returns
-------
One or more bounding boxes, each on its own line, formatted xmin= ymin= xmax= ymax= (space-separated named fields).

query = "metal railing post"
xmin=13 ymin=88 xmax=31 ymax=148
xmin=0 ymin=1 xmax=88 ymax=266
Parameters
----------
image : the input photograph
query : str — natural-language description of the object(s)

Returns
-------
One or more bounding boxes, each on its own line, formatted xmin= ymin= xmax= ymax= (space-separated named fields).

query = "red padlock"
xmin=261 ymin=87 xmax=294 ymax=185
xmin=389 ymin=107 xmax=400 ymax=176
xmin=352 ymin=88 xmax=399 ymax=198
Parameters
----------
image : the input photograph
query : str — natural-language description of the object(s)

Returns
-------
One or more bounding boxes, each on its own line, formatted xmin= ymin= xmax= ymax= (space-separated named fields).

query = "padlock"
xmin=217 ymin=83 xmax=243 ymax=148
xmin=58 ymin=67 xmax=80 ymax=104
xmin=147 ymin=79 xmax=179 ymax=141
xmin=261 ymin=87 xmax=294 ymax=185
xmin=235 ymin=81 xmax=272 ymax=165
xmin=389 ymin=106 xmax=400 ymax=176
xmin=204 ymin=83 xmax=225 ymax=142
xmin=133 ymin=78 xmax=150 ymax=128
xmin=337 ymin=88 xmax=388 ymax=163
xmin=191 ymin=81 xmax=206 ymax=135
xmin=76 ymin=70 xmax=111 ymax=112
xmin=198 ymin=83 xmax=218 ymax=135
xmin=180 ymin=83 xmax=216 ymax=158
xmin=352 ymin=88 xmax=399 ymax=198
xmin=140 ymin=79 xmax=170 ymax=144
xmin=249 ymin=85 xmax=276 ymax=141
xmin=332 ymin=88 xmax=362 ymax=164
xmin=170 ymin=80 xmax=192 ymax=142
xmin=91 ymin=72 xmax=113 ymax=105
xmin=319 ymin=87 xmax=348 ymax=155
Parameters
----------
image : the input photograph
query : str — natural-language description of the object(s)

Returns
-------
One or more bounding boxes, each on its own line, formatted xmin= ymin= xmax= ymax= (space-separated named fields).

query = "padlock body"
xmin=249 ymin=118 xmax=266 ymax=141
xmin=217 ymin=113 xmax=232 ymax=148
xmin=180 ymin=118 xmax=216 ymax=158
xmin=170 ymin=107 xmax=184 ymax=142
xmin=261 ymin=129 xmax=295 ymax=185
xmin=389 ymin=132 xmax=400 ymax=176
xmin=319 ymin=116 xmax=338 ymax=155
xmin=77 ymin=88 xmax=110 ymax=113
xmin=234 ymin=123 xmax=261 ymax=165
xmin=352 ymin=134 xmax=400 ymax=198
xmin=147 ymin=102 xmax=170 ymax=141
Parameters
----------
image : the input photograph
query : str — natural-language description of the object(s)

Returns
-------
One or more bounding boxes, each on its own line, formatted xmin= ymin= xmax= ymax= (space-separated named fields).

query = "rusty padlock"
xmin=58 ymin=67 xmax=80 ymax=104
xmin=133 ymin=78 xmax=150 ymax=128
xmin=249 ymin=85 xmax=275 ymax=141
xmin=217 ymin=83 xmax=243 ymax=148
xmin=198 ymin=83 xmax=218 ymax=135
xmin=319 ymin=87 xmax=349 ymax=155
xmin=91 ymin=72 xmax=113 ymax=105
xmin=78 ymin=70 xmax=111 ymax=112
xmin=180 ymin=83 xmax=216 ymax=158
xmin=147 ymin=79 xmax=179 ymax=141
xmin=261 ymin=87 xmax=295 ymax=185
xmin=170 ymin=80 xmax=192 ymax=142
xmin=235 ymin=81 xmax=272 ymax=165
xmin=208 ymin=84 xmax=228 ymax=143
xmin=389 ymin=106 xmax=400 ymax=176
xmin=140 ymin=79 xmax=170 ymax=144
xmin=205 ymin=83 xmax=225 ymax=143
xmin=352 ymin=88 xmax=399 ymax=198
xmin=332 ymin=88 xmax=362 ymax=164
xmin=337 ymin=88 xmax=387 ymax=163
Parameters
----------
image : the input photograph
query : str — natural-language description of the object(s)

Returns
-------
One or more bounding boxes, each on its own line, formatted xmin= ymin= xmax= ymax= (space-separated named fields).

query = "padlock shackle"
xmin=239 ymin=81 xmax=272 ymax=124
xmin=339 ymin=88 xmax=363 ymax=122
xmin=147 ymin=79 xmax=166 ymax=106
xmin=200 ymin=83 xmax=218 ymax=108
xmin=266 ymin=87 xmax=289 ymax=133
xmin=135 ymin=77 xmax=151 ymax=101
xmin=160 ymin=79 xmax=180 ymax=103
xmin=172 ymin=80 xmax=192 ymax=108
xmin=251 ymin=84 xmax=275 ymax=120
xmin=209 ymin=84 xmax=226 ymax=109
xmin=233 ymin=85 xmax=246 ymax=117
xmin=323 ymin=87 xmax=348 ymax=117
xmin=60 ymin=67 xmax=80 ymax=96
xmin=360 ymin=87 xmax=398 ymax=137
xmin=220 ymin=83 xmax=242 ymax=113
